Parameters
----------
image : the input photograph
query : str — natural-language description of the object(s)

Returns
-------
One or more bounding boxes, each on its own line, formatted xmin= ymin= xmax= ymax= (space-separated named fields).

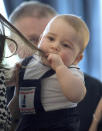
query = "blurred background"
xmin=0 ymin=0 xmax=102 ymax=82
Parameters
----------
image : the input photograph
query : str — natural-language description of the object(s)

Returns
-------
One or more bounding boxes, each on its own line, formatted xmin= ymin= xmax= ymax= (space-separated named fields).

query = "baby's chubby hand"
xmin=47 ymin=53 xmax=64 ymax=71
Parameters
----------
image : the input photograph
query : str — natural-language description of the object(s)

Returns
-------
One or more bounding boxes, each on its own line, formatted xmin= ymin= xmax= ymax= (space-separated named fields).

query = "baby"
xmin=9 ymin=14 xmax=90 ymax=131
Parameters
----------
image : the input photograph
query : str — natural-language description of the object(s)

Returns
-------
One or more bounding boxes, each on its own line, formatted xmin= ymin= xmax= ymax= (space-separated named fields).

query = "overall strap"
xmin=40 ymin=69 xmax=55 ymax=80
xmin=34 ymin=69 xmax=55 ymax=113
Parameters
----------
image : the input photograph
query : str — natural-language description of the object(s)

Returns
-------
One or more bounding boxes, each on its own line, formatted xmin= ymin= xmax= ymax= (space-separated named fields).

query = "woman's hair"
xmin=0 ymin=34 xmax=5 ymax=68
xmin=0 ymin=23 xmax=17 ymax=69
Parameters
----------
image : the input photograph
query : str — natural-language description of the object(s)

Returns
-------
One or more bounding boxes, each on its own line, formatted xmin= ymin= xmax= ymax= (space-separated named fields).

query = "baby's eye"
xmin=62 ymin=43 xmax=71 ymax=48
xmin=47 ymin=36 xmax=55 ymax=41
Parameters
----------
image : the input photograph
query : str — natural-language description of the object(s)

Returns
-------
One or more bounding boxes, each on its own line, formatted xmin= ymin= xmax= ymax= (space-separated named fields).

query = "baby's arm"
xmin=47 ymin=53 xmax=86 ymax=102
xmin=55 ymin=65 xmax=86 ymax=102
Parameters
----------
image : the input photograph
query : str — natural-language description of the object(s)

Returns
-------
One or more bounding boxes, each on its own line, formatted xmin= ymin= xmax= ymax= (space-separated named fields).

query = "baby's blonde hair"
xmin=48 ymin=14 xmax=90 ymax=53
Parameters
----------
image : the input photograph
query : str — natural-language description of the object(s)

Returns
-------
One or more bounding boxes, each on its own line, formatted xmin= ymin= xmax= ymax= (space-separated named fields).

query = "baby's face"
xmin=38 ymin=18 xmax=82 ymax=66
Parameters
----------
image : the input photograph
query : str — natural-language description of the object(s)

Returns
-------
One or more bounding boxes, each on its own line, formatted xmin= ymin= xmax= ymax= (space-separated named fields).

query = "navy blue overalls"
xmin=16 ymin=56 xmax=80 ymax=131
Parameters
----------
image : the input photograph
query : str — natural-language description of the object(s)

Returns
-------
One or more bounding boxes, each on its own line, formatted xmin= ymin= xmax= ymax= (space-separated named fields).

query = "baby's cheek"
xmin=41 ymin=45 xmax=49 ymax=53
xmin=62 ymin=55 xmax=71 ymax=66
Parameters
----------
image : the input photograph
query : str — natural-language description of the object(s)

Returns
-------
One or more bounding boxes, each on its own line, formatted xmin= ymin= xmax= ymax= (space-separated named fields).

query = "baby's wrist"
xmin=55 ymin=64 xmax=67 ymax=72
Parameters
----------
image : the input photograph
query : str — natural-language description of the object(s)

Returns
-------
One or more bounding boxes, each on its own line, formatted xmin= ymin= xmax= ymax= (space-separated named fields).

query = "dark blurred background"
xmin=3 ymin=0 xmax=102 ymax=82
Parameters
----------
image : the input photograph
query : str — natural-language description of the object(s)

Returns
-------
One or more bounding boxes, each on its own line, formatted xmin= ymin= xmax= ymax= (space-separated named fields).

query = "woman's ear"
xmin=74 ymin=53 xmax=83 ymax=65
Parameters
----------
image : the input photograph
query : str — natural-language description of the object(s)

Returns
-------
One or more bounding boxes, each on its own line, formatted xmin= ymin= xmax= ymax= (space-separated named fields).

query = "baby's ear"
xmin=74 ymin=53 xmax=83 ymax=64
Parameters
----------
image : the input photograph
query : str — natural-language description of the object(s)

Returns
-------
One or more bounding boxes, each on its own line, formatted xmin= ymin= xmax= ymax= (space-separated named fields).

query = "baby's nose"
xmin=51 ymin=46 xmax=58 ymax=51
xmin=50 ymin=43 xmax=60 ymax=52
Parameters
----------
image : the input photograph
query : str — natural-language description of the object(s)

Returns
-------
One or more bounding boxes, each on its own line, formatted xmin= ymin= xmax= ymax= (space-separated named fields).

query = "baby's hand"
xmin=47 ymin=53 xmax=64 ymax=71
